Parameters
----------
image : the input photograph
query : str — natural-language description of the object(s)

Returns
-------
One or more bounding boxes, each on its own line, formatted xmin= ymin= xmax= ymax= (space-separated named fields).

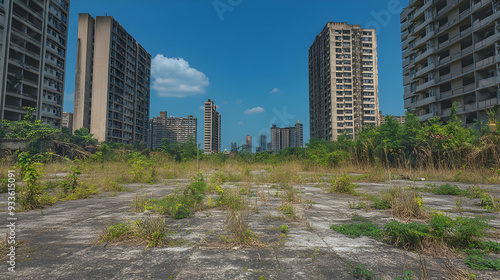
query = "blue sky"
xmin=63 ymin=0 xmax=409 ymax=151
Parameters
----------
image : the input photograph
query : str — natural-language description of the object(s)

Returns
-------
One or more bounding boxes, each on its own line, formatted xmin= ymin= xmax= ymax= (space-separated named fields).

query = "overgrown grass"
xmin=100 ymin=215 xmax=168 ymax=248
xmin=329 ymin=174 xmax=358 ymax=195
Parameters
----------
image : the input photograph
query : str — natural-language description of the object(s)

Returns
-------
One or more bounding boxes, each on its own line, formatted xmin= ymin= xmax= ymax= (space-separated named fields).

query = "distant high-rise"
xmin=245 ymin=135 xmax=252 ymax=153
xmin=149 ymin=111 xmax=197 ymax=149
xmin=62 ymin=112 xmax=73 ymax=132
xmin=73 ymin=14 xmax=151 ymax=144
xmin=309 ymin=22 xmax=380 ymax=141
xmin=230 ymin=142 xmax=237 ymax=151
xmin=401 ymin=0 xmax=500 ymax=125
xmin=204 ymin=99 xmax=221 ymax=154
xmin=270 ymin=122 xmax=304 ymax=153
xmin=259 ymin=134 xmax=267 ymax=152
xmin=0 ymin=0 xmax=70 ymax=127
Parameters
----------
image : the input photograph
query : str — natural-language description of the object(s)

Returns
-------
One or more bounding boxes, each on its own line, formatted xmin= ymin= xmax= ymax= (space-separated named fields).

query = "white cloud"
xmin=235 ymin=99 xmax=242 ymax=104
xmin=152 ymin=54 xmax=209 ymax=98
xmin=244 ymin=107 xmax=265 ymax=115
xmin=270 ymin=88 xmax=280 ymax=94
xmin=238 ymin=121 xmax=244 ymax=126
xmin=199 ymin=105 xmax=204 ymax=110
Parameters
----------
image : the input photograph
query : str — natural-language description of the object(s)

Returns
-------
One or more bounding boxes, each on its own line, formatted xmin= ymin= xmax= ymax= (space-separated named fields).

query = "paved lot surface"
xmin=0 ymin=177 xmax=499 ymax=279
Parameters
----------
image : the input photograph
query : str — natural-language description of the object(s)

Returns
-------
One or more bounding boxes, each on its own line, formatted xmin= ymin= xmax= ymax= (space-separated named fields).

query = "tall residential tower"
xmin=0 ymin=0 xmax=70 ymax=126
xmin=203 ymin=99 xmax=221 ymax=154
xmin=149 ymin=111 xmax=197 ymax=149
xmin=401 ymin=0 xmax=500 ymax=125
xmin=73 ymin=14 xmax=151 ymax=144
xmin=309 ymin=22 xmax=380 ymax=141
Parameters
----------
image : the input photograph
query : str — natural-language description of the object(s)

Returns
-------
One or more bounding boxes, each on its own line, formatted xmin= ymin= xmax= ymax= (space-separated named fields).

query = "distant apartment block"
xmin=230 ymin=142 xmax=237 ymax=151
xmin=62 ymin=111 xmax=73 ymax=131
xmin=245 ymin=135 xmax=252 ymax=153
xmin=204 ymin=99 xmax=221 ymax=154
xmin=309 ymin=22 xmax=380 ymax=141
xmin=270 ymin=121 xmax=304 ymax=153
xmin=258 ymin=134 xmax=267 ymax=152
xmin=149 ymin=111 xmax=197 ymax=149
xmin=73 ymin=14 xmax=151 ymax=144
xmin=401 ymin=0 xmax=500 ymax=126
xmin=0 ymin=0 xmax=70 ymax=127
xmin=380 ymin=114 xmax=406 ymax=125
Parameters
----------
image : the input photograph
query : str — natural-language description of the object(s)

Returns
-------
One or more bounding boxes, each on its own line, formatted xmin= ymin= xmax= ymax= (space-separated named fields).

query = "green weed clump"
xmin=424 ymin=183 xmax=465 ymax=195
xmin=464 ymin=249 xmax=500 ymax=270
xmin=100 ymin=215 xmax=168 ymax=248
xmin=330 ymin=174 xmax=357 ymax=195
xmin=330 ymin=216 xmax=383 ymax=239
xmin=280 ymin=225 xmax=289 ymax=233
xmin=147 ymin=181 xmax=208 ymax=219
xmin=347 ymin=262 xmax=378 ymax=280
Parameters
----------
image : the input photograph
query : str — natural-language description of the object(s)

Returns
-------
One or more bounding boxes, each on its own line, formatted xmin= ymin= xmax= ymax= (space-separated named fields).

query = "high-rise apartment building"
xmin=203 ymin=99 xmax=221 ymax=154
xmin=259 ymin=134 xmax=267 ymax=152
xmin=230 ymin=142 xmax=237 ymax=151
xmin=73 ymin=14 xmax=151 ymax=144
xmin=401 ymin=0 xmax=500 ymax=125
xmin=270 ymin=122 xmax=304 ymax=153
xmin=149 ymin=111 xmax=197 ymax=149
xmin=0 ymin=0 xmax=70 ymax=127
xmin=309 ymin=22 xmax=380 ymax=141
xmin=245 ymin=135 xmax=252 ymax=153
xmin=62 ymin=111 xmax=73 ymax=131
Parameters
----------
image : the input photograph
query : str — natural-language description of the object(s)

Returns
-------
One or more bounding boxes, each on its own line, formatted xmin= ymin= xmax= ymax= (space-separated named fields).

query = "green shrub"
xmin=330 ymin=174 xmax=357 ymax=195
xmin=331 ymin=217 xmax=383 ymax=239
xmin=464 ymin=250 xmax=500 ymax=270
xmin=101 ymin=222 xmax=132 ymax=242
xmin=384 ymin=221 xmax=431 ymax=249
xmin=280 ymin=225 xmax=289 ymax=233
xmin=427 ymin=184 xmax=464 ymax=195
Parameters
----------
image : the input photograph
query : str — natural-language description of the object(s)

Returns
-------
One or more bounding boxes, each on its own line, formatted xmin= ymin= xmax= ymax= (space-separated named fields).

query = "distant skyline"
xmin=62 ymin=0 xmax=409 ymax=151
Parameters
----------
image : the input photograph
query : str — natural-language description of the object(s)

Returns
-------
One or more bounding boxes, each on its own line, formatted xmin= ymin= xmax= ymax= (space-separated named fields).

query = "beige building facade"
xmin=309 ymin=22 xmax=380 ymax=141
xmin=0 ymin=0 xmax=70 ymax=127
xmin=203 ymin=99 xmax=221 ymax=154
xmin=73 ymin=14 xmax=151 ymax=144
xmin=401 ymin=0 xmax=500 ymax=125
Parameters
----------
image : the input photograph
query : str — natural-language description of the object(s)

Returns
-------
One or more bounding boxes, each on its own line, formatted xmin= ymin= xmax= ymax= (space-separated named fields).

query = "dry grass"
xmin=390 ymin=186 xmax=428 ymax=221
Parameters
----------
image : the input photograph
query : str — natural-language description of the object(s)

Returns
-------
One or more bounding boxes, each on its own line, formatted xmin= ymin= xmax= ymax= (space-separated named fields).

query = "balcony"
xmin=401 ymin=6 xmax=415 ymax=22
xmin=475 ymin=56 xmax=495 ymax=69
xmin=402 ymin=58 xmax=410 ymax=68
xmin=477 ymin=97 xmax=499 ymax=110
xmin=416 ymin=95 xmax=437 ymax=107
xmin=414 ymin=47 xmax=435 ymax=64
xmin=416 ymin=63 xmax=436 ymax=77
xmin=439 ymin=84 xmax=476 ymax=99
xmin=404 ymin=86 xmax=413 ymax=99
xmin=472 ymin=0 xmax=491 ymax=12
xmin=416 ymin=79 xmax=436 ymax=92
xmin=404 ymin=99 xmax=413 ymax=109
xmin=473 ymin=12 xmax=500 ymax=31
xmin=475 ymin=33 xmax=499 ymax=50
xmin=414 ymin=30 xmax=435 ymax=48
xmin=477 ymin=76 xmax=500 ymax=89
xmin=438 ymin=27 xmax=472 ymax=50
xmin=437 ymin=64 xmax=474 ymax=83
xmin=414 ymin=0 xmax=433 ymax=18
xmin=436 ymin=45 xmax=473 ymax=67
xmin=419 ymin=111 xmax=436 ymax=121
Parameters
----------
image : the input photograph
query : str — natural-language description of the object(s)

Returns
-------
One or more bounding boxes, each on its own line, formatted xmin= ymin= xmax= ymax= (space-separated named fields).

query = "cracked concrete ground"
xmin=0 ymin=177 xmax=499 ymax=279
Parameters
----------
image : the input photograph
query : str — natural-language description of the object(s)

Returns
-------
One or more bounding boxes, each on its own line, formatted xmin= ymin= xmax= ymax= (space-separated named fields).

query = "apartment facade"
xmin=245 ymin=135 xmax=252 ymax=153
xmin=73 ymin=14 xmax=151 ymax=144
xmin=270 ymin=121 xmax=304 ymax=153
xmin=62 ymin=111 xmax=72 ymax=131
xmin=309 ymin=22 xmax=380 ymax=141
xmin=258 ymin=134 xmax=267 ymax=152
xmin=0 ymin=0 xmax=70 ymax=127
xmin=203 ymin=99 xmax=221 ymax=154
xmin=149 ymin=111 xmax=197 ymax=149
xmin=401 ymin=0 xmax=500 ymax=125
